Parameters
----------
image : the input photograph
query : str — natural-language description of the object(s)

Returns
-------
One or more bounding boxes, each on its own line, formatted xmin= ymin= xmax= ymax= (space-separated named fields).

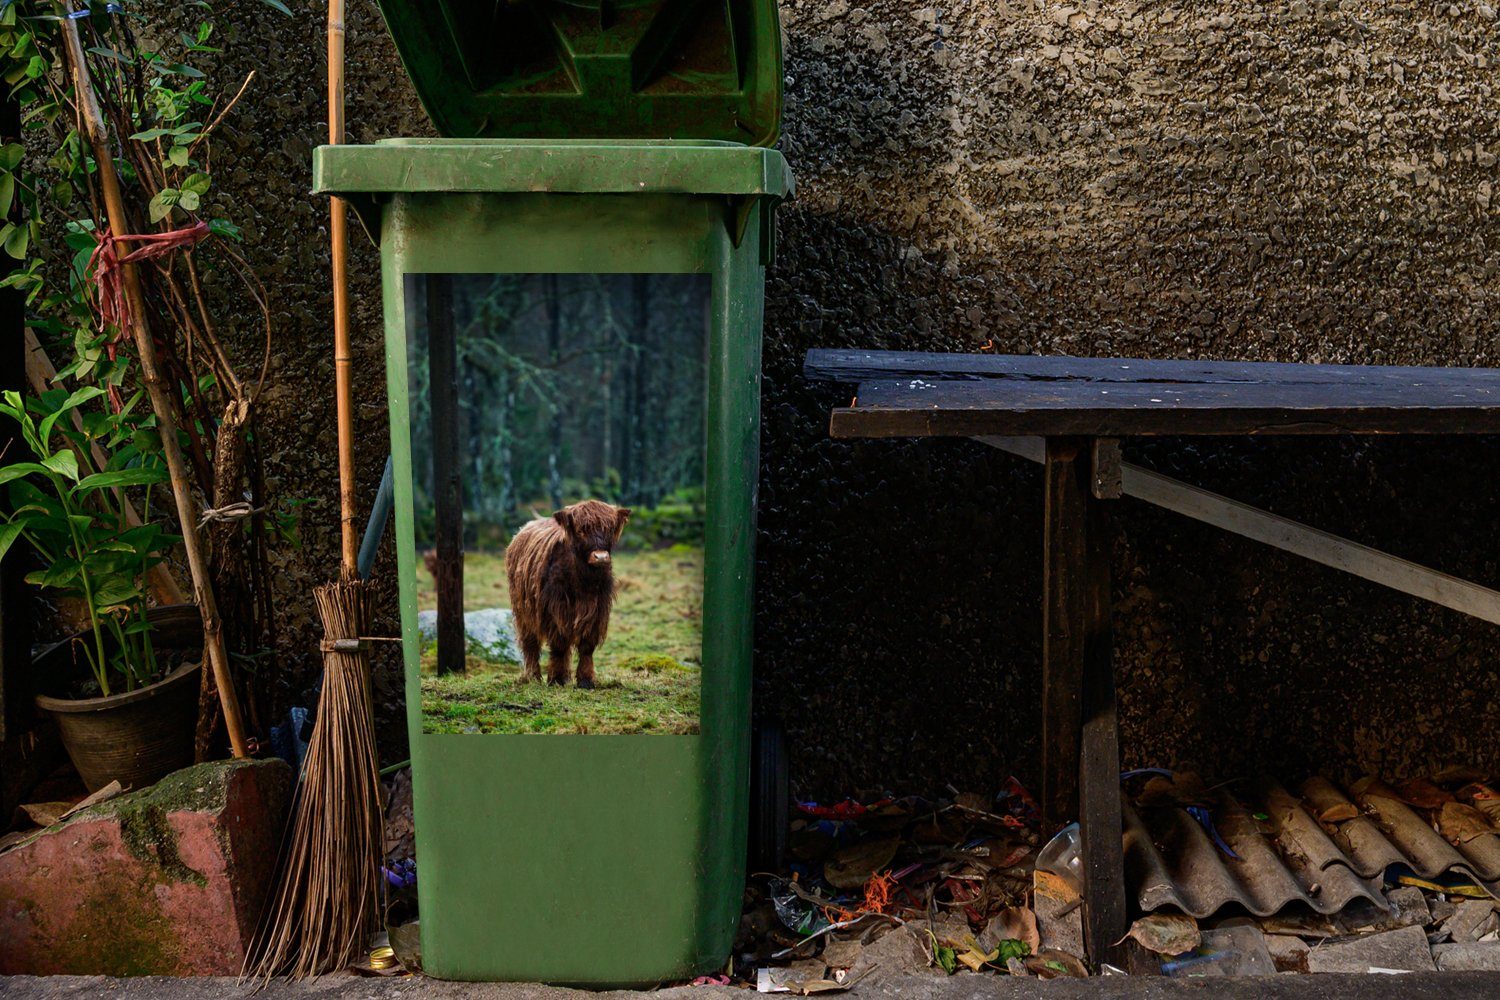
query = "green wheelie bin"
xmin=312 ymin=0 xmax=791 ymax=985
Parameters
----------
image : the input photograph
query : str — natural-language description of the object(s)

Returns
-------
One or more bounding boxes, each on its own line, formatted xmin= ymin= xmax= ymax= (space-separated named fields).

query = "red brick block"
xmin=0 ymin=758 xmax=291 ymax=975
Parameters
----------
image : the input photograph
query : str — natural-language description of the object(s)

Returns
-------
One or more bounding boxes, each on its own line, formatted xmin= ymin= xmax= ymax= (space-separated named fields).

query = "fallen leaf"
xmin=1433 ymin=765 xmax=1488 ymax=786
xmin=825 ymin=837 xmax=899 ymax=889
xmin=1123 ymin=913 xmax=1200 ymax=956
xmin=984 ymin=907 xmax=1040 ymax=955
xmin=1396 ymin=778 xmax=1454 ymax=811
xmin=18 ymin=802 xmax=70 ymax=828
xmin=1458 ymin=784 xmax=1500 ymax=824
xmin=1438 ymin=802 xmax=1496 ymax=845
xmin=1353 ymin=776 xmax=1403 ymax=804
xmin=1315 ymin=802 xmax=1360 ymax=823
xmin=1025 ymin=949 xmax=1088 ymax=978
xmin=59 ymin=780 xmax=124 ymax=820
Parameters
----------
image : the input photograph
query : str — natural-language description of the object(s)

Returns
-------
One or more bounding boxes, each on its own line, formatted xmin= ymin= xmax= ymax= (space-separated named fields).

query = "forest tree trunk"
xmin=427 ymin=274 xmax=465 ymax=676
xmin=546 ymin=274 xmax=564 ymax=512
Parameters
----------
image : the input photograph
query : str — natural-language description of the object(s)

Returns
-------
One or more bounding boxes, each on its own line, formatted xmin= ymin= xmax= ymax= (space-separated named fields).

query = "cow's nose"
xmin=589 ymin=550 xmax=611 ymax=565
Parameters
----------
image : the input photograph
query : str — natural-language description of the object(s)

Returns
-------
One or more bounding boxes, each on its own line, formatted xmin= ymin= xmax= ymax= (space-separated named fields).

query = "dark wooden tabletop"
xmin=805 ymin=349 xmax=1500 ymax=437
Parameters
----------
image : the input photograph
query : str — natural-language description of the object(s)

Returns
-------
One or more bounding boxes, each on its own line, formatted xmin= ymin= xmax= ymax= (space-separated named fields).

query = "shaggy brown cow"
xmin=505 ymin=499 xmax=631 ymax=688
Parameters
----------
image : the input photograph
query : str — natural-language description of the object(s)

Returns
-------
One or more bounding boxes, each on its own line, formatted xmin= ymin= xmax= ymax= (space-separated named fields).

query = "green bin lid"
xmin=372 ymin=0 xmax=784 ymax=146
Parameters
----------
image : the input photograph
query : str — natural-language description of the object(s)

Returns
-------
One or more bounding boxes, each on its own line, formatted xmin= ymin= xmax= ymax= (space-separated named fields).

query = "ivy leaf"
xmin=178 ymin=189 xmax=200 ymax=212
xmin=180 ymin=171 xmax=210 ymax=196
xmin=0 ymin=141 xmax=22 ymax=170
xmin=0 ymin=171 xmax=12 ymax=216
xmin=148 ymin=188 xmax=179 ymax=222
xmin=2 ymin=220 xmax=27 ymax=259
xmin=166 ymin=145 xmax=190 ymax=168
xmin=207 ymin=218 xmax=241 ymax=241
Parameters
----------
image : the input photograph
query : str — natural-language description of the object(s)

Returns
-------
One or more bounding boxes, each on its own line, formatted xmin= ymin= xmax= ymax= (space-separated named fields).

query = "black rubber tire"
xmin=748 ymin=718 xmax=789 ymax=873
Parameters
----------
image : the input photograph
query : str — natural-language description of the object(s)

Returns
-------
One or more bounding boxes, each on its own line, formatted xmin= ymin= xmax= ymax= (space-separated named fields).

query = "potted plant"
xmin=0 ymin=386 xmax=198 ymax=791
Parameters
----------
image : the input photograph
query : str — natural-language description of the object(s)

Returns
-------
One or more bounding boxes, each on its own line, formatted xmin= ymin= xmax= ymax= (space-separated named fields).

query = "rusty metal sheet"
xmin=1126 ymin=776 xmax=1500 ymax=920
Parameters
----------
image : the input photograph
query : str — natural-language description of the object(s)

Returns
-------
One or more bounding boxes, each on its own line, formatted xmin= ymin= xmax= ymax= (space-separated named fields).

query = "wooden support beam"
xmin=976 ymin=436 xmax=1500 ymax=627
xmin=1091 ymin=438 xmax=1122 ymax=500
xmin=1041 ymin=438 xmax=1086 ymax=832
xmin=427 ymin=274 xmax=465 ymax=675
xmin=1079 ymin=493 xmax=1127 ymax=966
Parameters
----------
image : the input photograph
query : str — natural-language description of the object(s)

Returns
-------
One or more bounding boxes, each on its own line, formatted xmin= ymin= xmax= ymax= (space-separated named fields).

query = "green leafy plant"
xmin=0 ymin=1 xmax=291 ymax=746
xmin=0 ymin=386 xmax=178 ymax=695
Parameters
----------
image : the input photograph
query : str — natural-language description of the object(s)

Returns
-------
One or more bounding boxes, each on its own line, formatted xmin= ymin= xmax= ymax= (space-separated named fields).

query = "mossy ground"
xmin=418 ymin=546 xmax=702 ymax=735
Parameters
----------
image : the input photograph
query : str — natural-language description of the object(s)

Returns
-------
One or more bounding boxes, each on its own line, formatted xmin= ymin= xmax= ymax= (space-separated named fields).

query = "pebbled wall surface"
xmin=193 ymin=0 xmax=1500 ymax=795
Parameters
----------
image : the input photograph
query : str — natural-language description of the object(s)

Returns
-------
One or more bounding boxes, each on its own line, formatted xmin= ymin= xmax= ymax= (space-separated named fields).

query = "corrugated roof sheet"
xmin=1124 ymin=777 xmax=1500 ymax=920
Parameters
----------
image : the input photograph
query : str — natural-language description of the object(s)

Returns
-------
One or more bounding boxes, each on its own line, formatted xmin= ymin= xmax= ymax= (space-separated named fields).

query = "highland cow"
xmin=505 ymin=499 xmax=631 ymax=688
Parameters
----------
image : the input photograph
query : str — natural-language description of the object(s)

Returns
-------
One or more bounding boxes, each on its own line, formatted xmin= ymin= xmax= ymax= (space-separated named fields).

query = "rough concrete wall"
xmin=173 ymin=0 xmax=433 ymax=757
xmin=194 ymin=1 xmax=1499 ymax=792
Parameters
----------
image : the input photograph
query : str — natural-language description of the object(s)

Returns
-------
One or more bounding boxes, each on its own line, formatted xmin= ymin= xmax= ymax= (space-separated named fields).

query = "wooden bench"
xmin=804 ymin=348 xmax=1500 ymax=966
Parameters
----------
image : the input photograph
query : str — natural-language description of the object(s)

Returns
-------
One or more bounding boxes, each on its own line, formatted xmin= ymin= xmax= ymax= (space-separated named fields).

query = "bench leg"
xmin=1041 ymin=438 xmax=1085 ymax=831
xmin=1043 ymin=437 xmax=1127 ymax=967
xmin=1079 ymin=495 xmax=1127 ymax=966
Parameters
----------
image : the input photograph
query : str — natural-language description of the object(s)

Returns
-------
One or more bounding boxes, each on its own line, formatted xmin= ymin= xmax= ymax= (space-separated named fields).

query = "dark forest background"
xmin=405 ymin=273 xmax=711 ymax=551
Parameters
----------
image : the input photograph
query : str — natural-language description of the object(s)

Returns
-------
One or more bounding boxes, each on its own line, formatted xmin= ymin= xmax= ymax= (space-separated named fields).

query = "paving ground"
xmin=3 ymin=974 xmax=1500 ymax=1000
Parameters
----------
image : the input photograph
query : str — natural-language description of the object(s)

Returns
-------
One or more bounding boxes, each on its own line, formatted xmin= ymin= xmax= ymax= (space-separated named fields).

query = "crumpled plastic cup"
xmin=1035 ymin=821 xmax=1082 ymax=890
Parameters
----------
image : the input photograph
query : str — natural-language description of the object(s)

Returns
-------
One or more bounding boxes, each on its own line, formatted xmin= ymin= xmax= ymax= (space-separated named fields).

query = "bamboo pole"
xmin=328 ymin=0 xmax=357 ymax=576
xmin=24 ymin=330 xmax=188 ymax=607
xmin=61 ymin=7 xmax=248 ymax=758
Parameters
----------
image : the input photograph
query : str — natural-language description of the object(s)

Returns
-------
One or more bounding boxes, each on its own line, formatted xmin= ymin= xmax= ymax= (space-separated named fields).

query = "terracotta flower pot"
xmin=33 ymin=604 xmax=203 ymax=792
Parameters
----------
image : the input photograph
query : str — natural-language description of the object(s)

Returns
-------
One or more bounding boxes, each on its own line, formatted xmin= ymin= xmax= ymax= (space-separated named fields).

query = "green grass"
xmin=418 ymin=546 xmax=702 ymax=735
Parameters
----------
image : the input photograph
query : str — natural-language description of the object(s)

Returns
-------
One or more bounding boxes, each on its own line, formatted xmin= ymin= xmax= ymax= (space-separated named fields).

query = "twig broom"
xmin=244 ymin=0 xmax=383 ymax=977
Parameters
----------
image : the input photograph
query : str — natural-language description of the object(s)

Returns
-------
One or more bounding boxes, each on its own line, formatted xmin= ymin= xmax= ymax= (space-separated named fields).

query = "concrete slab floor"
xmin=3 ymin=974 xmax=1500 ymax=1000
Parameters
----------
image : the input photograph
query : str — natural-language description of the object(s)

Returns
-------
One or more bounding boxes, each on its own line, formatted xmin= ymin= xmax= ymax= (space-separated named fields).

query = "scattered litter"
xmin=1163 ymin=925 xmax=1274 ymax=977
xmin=740 ymin=785 xmax=1054 ymax=985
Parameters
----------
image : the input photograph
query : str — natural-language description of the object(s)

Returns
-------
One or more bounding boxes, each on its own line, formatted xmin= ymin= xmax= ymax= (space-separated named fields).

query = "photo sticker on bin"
xmin=405 ymin=273 xmax=708 ymax=735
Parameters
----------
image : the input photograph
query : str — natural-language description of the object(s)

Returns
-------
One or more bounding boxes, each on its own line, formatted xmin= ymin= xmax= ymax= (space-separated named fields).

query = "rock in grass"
xmin=0 ymin=758 xmax=290 ymax=975
xmin=417 ymin=606 xmax=520 ymax=664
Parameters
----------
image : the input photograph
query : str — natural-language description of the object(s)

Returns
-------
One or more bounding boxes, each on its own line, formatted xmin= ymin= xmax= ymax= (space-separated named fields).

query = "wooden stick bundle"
xmin=246 ymin=579 xmax=382 ymax=977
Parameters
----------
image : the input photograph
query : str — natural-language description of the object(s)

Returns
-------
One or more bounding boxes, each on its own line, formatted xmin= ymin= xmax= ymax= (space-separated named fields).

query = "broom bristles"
xmin=244 ymin=579 xmax=383 ymax=980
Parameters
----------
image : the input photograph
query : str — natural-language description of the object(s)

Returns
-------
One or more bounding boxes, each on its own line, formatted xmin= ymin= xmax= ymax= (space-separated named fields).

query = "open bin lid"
xmin=372 ymin=0 xmax=784 ymax=145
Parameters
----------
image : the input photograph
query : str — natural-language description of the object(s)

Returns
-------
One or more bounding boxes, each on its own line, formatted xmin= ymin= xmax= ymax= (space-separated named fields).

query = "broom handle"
xmin=329 ymin=0 xmax=358 ymax=578
xmin=61 ymin=8 xmax=249 ymax=758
